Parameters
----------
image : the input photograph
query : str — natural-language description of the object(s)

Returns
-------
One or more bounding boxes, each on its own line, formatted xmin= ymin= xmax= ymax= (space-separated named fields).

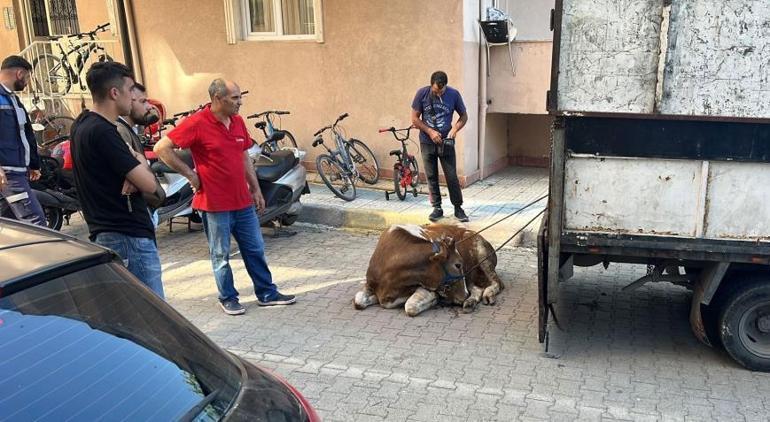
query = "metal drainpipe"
xmin=477 ymin=0 xmax=489 ymax=182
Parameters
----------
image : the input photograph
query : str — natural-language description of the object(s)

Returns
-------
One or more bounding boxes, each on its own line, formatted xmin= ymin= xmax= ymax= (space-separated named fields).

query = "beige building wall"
xmin=487 ymin=41 xmax=552 ymax=114
xmin=508 ymin=114 xmax=551 ymax=167
xmin=0 ymin=0 xmax=22 ymax=58
xmin=129 ymin=0 xmax=482 ymax=179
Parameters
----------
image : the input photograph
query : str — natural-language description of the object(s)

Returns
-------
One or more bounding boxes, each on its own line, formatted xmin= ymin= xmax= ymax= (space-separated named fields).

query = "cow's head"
xmin=429 ymin=235 xmax=469 ymax=305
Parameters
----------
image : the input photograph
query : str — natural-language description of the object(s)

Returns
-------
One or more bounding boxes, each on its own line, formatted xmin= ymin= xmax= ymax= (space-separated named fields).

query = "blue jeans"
xmin=0 ymin=170 xmax=46 ymax=226
xmin=202 ymin=207 xmax=278 ymax=303
xmin=94 ymin=232 xmax=165 ymax=299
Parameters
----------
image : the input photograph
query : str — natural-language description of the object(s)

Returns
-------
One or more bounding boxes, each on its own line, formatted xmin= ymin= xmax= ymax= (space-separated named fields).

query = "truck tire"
xmin=718 ymin=277 xmax=770 ymax=372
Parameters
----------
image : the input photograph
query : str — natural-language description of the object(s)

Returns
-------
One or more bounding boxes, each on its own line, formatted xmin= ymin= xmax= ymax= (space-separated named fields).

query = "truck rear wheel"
xmin=718 ymin=278 xmax=770 ymax=372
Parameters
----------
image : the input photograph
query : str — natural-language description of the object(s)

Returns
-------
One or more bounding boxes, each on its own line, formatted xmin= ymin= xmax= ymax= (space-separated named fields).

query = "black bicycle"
xmin=311 ymin=113 xmax=379 ymax=201
xmin=33 ymin=22 xmax=113 ymax=96
xmin=380 ymin=126 xmax=420 ymax=200
xmin=246 ymin=110 xmax=298 ymax=153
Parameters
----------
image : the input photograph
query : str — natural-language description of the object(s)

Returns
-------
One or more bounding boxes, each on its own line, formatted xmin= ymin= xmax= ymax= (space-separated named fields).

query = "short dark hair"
xmin=1 ymin=55 xmax=32 ymax=71
xmin=430 ymin=71 xmax=448 ymax=88
xmin=132 ymin=82 xmax=146 ymax=93
xmin=86 ymin=61 xmax=134 ymax=101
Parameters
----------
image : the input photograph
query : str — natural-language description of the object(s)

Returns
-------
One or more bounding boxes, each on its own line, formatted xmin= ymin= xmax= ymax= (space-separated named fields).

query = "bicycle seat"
xmin=389 ymin=149 xmax=402 ymax=157
xmin=265 ymin=130 xmax=286 ymax=144
xmin=254 ymin=149 xmax=297 ymax=182
xmin=151 ymin=149 xmax=194 ymax=174
xmin=255 ymin=121 xmax=267 ymax=130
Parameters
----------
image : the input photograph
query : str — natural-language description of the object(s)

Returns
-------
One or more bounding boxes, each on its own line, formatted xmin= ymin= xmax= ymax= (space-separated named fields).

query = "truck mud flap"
xmin=538 ymin=210 xmax=549 ymax=344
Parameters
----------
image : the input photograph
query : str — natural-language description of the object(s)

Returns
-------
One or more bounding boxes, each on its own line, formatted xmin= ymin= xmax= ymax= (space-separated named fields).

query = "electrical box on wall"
xmin=3 ymin=7 xmax=15 ymax=30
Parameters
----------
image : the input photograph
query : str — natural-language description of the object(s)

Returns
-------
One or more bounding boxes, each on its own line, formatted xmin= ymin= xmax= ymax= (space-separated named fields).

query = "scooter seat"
xmin=151 ymin=149 xmax=194 ymax=174
xmin=255 ymin=149 xmax=298 ymax=182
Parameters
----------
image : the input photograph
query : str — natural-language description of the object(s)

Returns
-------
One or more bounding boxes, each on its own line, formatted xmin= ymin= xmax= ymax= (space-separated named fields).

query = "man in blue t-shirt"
xmin=411 ymin=71 xmax=469 ymax=222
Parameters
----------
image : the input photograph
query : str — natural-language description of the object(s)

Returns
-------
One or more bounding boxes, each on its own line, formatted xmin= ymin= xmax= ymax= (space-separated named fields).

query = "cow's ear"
xmin=429 ymin=240 xmax=448 ymax=262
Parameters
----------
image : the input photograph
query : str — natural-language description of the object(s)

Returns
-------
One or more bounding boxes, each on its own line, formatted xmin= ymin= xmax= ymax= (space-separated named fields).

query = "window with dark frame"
xmin=29 ymin=0 xmax=79 ymax=37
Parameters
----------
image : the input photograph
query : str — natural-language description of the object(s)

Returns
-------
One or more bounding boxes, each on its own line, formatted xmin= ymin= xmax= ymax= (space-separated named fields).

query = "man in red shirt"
xmin=153 ymin=78 xmax=295 ymax=315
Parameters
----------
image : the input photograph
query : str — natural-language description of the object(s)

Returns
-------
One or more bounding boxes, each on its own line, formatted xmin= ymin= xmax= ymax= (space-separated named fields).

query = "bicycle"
xmin=246 ymin=110 xmax=298 ymax=154
xmin=311 ymin=113 xmax=379 ymax=201
xmin=379 ymin=126 xmax=421 ymax=201
xmin=32 ymin=22 xmax=113 ymax=96
xmin=24 ymin=94 xmax=75 ymax=151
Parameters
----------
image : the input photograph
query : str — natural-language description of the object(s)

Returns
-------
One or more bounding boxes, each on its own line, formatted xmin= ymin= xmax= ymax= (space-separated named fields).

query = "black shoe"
xmin=428 ymin=207 xmax=443 ymax=222
xmin=454 ymin=207 xmax=469 ymax=222
xmin=220 ymin=298 xmax=246 ymax=315
xmin=258 ymin=292 xmax=297 ymax=306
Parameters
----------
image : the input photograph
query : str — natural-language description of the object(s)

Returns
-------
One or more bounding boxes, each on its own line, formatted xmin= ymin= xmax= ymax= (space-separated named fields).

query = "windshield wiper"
xmin=178 ymin=388 xmax=220 ymax=422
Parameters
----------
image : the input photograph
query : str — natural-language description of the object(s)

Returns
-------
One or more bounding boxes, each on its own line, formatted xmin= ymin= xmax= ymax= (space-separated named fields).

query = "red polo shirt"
xmin=167 ymin=106 xmax=253 ymax=212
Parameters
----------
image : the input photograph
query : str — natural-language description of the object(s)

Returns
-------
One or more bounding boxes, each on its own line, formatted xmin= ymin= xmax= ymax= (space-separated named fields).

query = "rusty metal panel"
xmin=563 ymin=155 xmax=703 ymax=236
xmin=553 ymin=0 xmax=770 ymax=120
xmin=661 ymin=1 xmax=770 ymax=118
xmin=555 ymin=0 xmax=663 ymax=113
xmin=704 ymin=161 xmax=770 ymax=240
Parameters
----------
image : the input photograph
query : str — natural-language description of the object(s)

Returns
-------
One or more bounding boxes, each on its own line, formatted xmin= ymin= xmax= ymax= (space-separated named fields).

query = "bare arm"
xmin=243 ymin=151 xmax=265 ymax=213
xmin=448 ymin=111 xmax=468 ymax=139
xmin=153 ymin=136 xmax=200 ymax=190
xmin=124 ymin=160 xmax=158 ymax=194
xmin=411 ymin=109 xmax=442 ymax=143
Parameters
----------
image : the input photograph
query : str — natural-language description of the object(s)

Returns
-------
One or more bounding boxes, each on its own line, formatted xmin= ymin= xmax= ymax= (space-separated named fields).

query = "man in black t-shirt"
xmin=71 ymin=61 xmax=165 ymax=299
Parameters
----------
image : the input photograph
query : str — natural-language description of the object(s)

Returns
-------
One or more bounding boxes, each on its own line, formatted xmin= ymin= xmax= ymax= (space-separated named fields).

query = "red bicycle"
xmin=380 ymin=126 xmax=420 ymax=200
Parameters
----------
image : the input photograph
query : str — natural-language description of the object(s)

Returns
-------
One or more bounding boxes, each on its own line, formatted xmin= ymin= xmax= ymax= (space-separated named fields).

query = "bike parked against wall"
xmin=24 ymin=94 xmax=74 ymax=150
xmin=246 ymin=110 xmax=298 ymax=154
xmin=32 ymin=22 xmax=113 ymax=96
xmin=31 ymin=136 xmax=80 ymax=230
xmin=380 ymin=126 xmax=421 ymax=201
xmin=311 ymin=113 xmax=379 ymax=201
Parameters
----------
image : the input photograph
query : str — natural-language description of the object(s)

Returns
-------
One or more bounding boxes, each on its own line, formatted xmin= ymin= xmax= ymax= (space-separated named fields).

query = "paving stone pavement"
xmin=301 ymin=166 xmax=549 ymax=248
xmin=60 ymin=221 xmax=770 ymax=421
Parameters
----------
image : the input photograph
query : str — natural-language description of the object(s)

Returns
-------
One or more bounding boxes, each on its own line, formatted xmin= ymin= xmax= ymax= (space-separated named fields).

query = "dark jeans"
xmin=420 ymin=143 xmax=463 ymax=208
xmin=201 ymin=207 xmax=279 ymax=303
xmin=0 ymin=170 xmax=46 ymax=226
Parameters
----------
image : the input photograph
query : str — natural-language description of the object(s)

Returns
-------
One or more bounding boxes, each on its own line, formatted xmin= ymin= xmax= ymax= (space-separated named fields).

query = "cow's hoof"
xmin=353 ymin=292 xmax=369 ymax=310
xmin=462 ymin=298 xmax=478 ymax=313
xmin=404 ymin=306 xmax=419 ymax=317
xmin=482 ymin=294 xmax=497 ymax=305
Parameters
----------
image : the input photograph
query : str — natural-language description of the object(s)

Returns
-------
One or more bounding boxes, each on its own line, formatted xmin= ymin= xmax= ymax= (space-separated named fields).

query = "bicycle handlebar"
xmin=379 ymin=126 xmax=413 ymax=141
xmin=313 ymin=125 xmax=332 ymax=137
xmin=335 ymin=113 xmax=349 ymax=125
xmin=75 ymin=22 xmax=111 ymax=39
xmin=246 ymin=110 xmax=291 ymax=119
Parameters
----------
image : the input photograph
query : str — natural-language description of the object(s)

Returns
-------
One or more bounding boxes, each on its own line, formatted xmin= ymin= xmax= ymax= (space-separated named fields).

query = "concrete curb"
xmin=297 ymin=202 xmax=540 ymax=248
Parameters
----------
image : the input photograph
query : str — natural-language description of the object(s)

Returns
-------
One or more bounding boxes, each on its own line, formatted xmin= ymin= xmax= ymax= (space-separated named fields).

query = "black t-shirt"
xmin=70 ymin=111 xmax=154 ymax=240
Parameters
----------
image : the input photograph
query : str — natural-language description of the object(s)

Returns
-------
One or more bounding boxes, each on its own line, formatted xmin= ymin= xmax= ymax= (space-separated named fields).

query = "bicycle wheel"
xmin=407 ymin=155 xmax=420 ymax=189
xmin=316 ymin=154 xmax=356 ymax=201
xmin=280 ymin=130 xmax=298 ymax=150
xmin=32 ymin=54 xmax=71 ymax=95
xmin=40 ymin=115 xmax=75 ymax=147
xmin=347 ymin=139 xmax=379 ymax=185
xmin=393 ymin=164 xmax=407 ymax=201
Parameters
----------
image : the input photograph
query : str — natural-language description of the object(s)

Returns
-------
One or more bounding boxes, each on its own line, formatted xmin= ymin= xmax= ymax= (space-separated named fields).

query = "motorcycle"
xmin=150 ymin=149 xmax=199 ymax=228
xmin=150 ymin=144 xmax=309 ymax=232
xmin=250 ymin=145 xmax=310 ymax=231
xmin=31 ymin=136 xmax=80 ymax=230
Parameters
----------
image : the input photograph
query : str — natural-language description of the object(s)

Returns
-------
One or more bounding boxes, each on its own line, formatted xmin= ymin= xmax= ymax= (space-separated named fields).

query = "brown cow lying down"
xmin=353 ymin=223 xmax=504 ymax=316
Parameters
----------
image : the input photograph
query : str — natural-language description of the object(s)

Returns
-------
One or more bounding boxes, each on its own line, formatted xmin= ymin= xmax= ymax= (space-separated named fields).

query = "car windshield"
xmin=0 ymin=262 xmax=242 ymax=421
